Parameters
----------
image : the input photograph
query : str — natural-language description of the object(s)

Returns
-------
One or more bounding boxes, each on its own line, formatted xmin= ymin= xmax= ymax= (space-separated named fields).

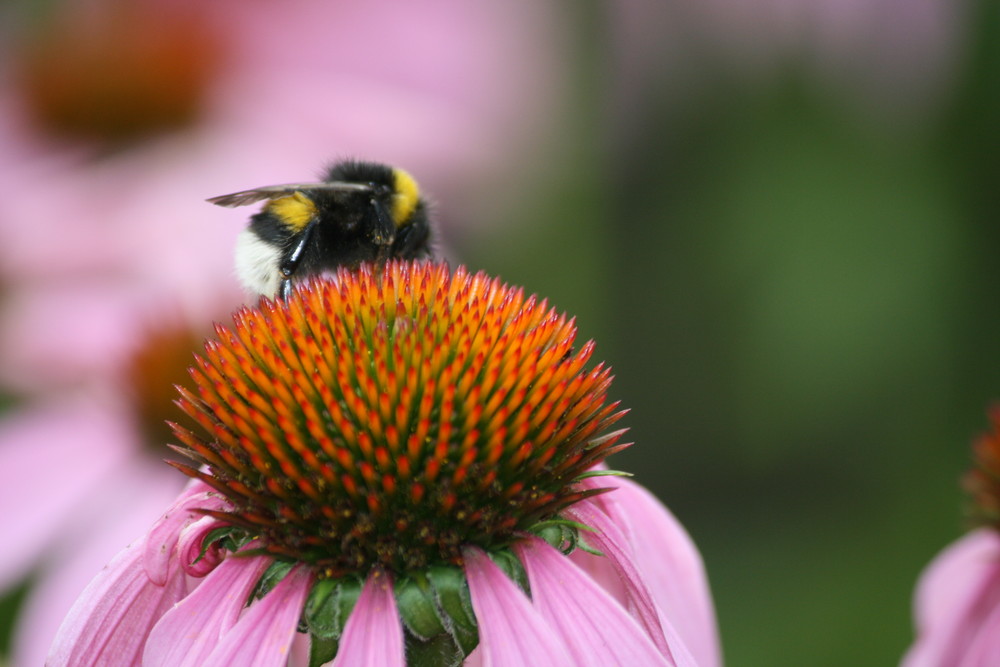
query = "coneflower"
xmin=48 ymin=261 xmax=720 ymax=666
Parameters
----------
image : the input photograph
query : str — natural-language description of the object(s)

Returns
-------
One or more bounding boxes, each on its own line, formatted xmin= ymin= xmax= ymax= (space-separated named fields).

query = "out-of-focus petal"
xmin=463 ymin=547 xmax=572 ymax=667
xmin=202 ymin=565 xmax=312 ymax=667
xmin=515 ymin=537 xmax=671 ymax=667
xmin=960 ymin=601 xmax=1000 ymax=667
xmin=0 ymin=400 xmax=131 ymax=591
xmin=331 ymin=570 xmax=405 ymax=667
xmin=902 ymin=529 xmax=1000 ymax=667
xmin=586 ymin=475 xmax=722 ymax=667
xmin=143 ymin=553 xmax=271 ymax=667
xmin=47 ymin=539 xmax=186 ymax=667
xmin=911 ymin=530 xmax=1000 ymax=633
xmin=0 ymin=282 xmax=143 ymax=391
xmin=209 ymin=1 xmax=564 ymax=182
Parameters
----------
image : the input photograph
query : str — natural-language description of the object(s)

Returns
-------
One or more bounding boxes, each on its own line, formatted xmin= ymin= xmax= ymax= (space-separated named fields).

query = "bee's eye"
xmin=371 ymin=183 xmax=392 ymax=197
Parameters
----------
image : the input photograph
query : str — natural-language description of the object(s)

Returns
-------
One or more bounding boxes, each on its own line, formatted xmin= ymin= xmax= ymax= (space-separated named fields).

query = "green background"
xmin=456 ymin=4 xmax=1000 ymax=665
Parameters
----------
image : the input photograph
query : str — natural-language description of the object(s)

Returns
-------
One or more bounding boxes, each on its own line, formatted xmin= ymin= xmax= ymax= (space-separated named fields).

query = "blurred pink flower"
xmin=49 ymin=262 xmax=722 ymax=666
xmin=0 ymin=297 xmax=234 ymax=666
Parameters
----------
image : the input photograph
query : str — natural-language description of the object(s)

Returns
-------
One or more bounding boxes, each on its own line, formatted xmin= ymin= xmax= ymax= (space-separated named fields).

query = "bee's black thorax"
xmin=324 ymin=160 xmax=395 ymax=188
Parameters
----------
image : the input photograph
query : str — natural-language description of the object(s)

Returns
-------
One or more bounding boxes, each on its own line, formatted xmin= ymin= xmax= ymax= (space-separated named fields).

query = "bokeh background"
xmin=1 ymin=0 xmax=997 ymax=665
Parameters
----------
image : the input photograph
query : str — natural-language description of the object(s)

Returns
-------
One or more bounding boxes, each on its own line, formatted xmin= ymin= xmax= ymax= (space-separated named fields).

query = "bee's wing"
xmin=207 ymin=182 xmax=372 ymax=208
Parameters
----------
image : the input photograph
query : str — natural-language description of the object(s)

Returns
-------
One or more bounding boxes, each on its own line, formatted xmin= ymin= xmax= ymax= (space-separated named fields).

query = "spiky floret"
xmin=170 ymin=261 xmax=627 ymax=577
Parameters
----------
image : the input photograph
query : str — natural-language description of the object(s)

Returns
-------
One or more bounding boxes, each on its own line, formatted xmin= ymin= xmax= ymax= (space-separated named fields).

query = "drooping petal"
xmin=143 ymin=481 xmax=228 ymax=585
xmin=585 ymin=475 xmax=722 ymax=667
xmin=175 ymin=514 xmax=231 ymax=578
xmin=331 ymin=569 xmax=405 ymax=667
xmin=463 ymin=547 xmax=572 ymax=667
xmin=514 ymin=537 xmax=671 ymax=667
xmin=568 ymin=498 xmax=692 ymax=665
xmin=143 ymin=553 xmax=272 ymax=667
xmin=47 ymin=539 xmax=186 ymax=667
xmin=202 ymin=564 xmax=312 ymax=667
xmin=903 ymin=529 xmax=1000 ymax=667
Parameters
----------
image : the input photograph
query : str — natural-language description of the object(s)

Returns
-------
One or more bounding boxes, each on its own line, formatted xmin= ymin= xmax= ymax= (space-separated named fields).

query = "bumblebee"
xmin=209 ymin=160 xmax=432 ymax=299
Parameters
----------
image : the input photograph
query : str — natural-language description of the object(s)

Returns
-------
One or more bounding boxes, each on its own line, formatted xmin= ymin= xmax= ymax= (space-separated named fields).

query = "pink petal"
xmin=568 ymin=499 xmax=691 ymax=665
xmin=144 ymin=482 xmax=229 ymax=585
xmin=568 ymin=540 xmax=627 ymax=605
xmin=463 ymin=547 xmax=572 ymax=667
xmin=960 ymin=599 xmax=1000 ymax=667
xmin=0 ymin=400 xmax=132 ymax=591
xmin=585 ymin=475 xmax=722 ymax=667
xmin=176 ymin=515 xmax=231 ymax=577
xmin=514 ymin=537 xmax=671 ymax=667
xmin=144 ymin=553 xmax=272 ymax=667
xmin=566 ymin=499 xmax=667 ymax=646
xmin=331 ymin=570 xmax=405 ymax=667
xmin=903 ymin=530 xmax=1000 ymax=667
xmin=47 ymin=539 xmax=186 ymax=667
xmin=202 ymin=564 xmax=312 ymax=667
xmin=912 ymin=530 xmax=1000 ymax=631
xmin=0 ymin=282 xmax=143 ymax=391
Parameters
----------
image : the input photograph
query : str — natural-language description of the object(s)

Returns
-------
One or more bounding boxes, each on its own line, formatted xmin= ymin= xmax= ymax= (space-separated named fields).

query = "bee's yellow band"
xmin=391 ymin=168 xmax=420 ymax=227
xmin=268 ymin=192 xmax=317 ymax=231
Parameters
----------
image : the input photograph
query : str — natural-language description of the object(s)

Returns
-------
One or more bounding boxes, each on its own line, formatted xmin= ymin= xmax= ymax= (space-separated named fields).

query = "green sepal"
xmin=450 ymin=623 xmax=479 ymax=657
xmin=426 ymin=566 xmax=476 ymax=635
xmin=304 ymin=579 xmax=340 ymax=639
xmin=574 ymin=468 xmax=633 ymax=480
xmin=533 ymin=518 xmax=587 ymax=555
xmin=533 ymin=517 xmax=592 ymax=535
xmin=252 ymin=560 xmax=294 ymax=600
xmin=404 ymin=630 xmax=464 ymax=667
xmin=486 ymin=548 xmax=530 ymax=595
xmin=335 ymin=577 xmax=363 ymax=633
xmin=303 ymin=575 xmax=363 ymax=640
xmin=396 ymin=569 xmax=482 ymax=661
xmin=575 ymin=534 xmax=605 ymax=557
xmin=395 ymin=574 xmax=446 ymax=640
xmin=534 ymin=522 xmax=564 ymax=549
xmin=307 ymin=635 xmax=338 ymax=667
xmin=194 ymin=525 xmax=242 ymax=564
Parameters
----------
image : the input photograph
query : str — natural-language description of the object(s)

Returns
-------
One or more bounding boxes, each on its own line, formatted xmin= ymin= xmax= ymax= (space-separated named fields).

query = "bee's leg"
xmin=368 ymin=199 xmax=397 ymax=247
xmin=277 ymin=219 xmax=317 ymax=299
xmin=279 ymin=277 xmax=294 ymax=300
xmin=391 ymin=220 xmax=431 ymax=259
